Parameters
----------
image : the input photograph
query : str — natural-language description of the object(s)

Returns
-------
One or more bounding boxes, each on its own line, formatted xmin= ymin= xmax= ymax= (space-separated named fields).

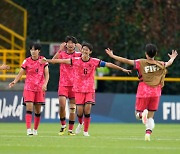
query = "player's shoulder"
xmin=39 ymin=55 xmax=45 ymax=59
xmin=74 ymin=51 xmax=81 ymax=56
xmin=24 ymin=57 xmax=31 ymax=62
xmin=91 ymin=57 xmax=100 ymax=62
xmin=59 ymin=50 xmax=66 ymax=54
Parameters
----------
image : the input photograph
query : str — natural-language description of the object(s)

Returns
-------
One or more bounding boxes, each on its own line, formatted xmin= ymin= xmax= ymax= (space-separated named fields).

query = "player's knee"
xmin=26 ymin=111 xmax=32 ymax=114
xmin=84 ymin=114 xmax=90 ymax=118
xmin=69 ymin=104 xmax=76 ymax=113
xmin=77 ymin=114 xmax=83 ymax=118
xmin=35 ymin=113 xmax=41 ymax=117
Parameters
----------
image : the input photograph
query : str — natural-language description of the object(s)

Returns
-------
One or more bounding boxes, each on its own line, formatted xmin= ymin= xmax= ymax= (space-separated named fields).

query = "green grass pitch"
xmin=0 ymin=123 xmax=180 ymax=154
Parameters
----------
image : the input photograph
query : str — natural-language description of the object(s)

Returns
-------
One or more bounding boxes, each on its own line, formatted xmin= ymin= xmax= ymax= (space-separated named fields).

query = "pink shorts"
xmin=135 ymin=97 xmax=160 ymax=112
xmin=23 ymin=90 xmax=45 ymax=104
xmin=58 ymin=86 xmax=75 ymax=98
xmin=75 ymin=92 xmax=95 ymax=105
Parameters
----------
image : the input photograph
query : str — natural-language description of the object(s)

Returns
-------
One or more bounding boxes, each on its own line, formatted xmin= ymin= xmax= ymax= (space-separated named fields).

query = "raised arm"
xmin=105 ymin=62 xmax=132 ymax=74
xmin=52 ymin=42 xmax=66 ymax=59
xmin=76 ymin=43 xmax=82 ymax=52
xmin=9 ymin=68 xmax=25 ymax=88
xmin=105 ymin=48 xmax=134 ymax=66
xmin=165 ymin=50 xmax=178 ymax=68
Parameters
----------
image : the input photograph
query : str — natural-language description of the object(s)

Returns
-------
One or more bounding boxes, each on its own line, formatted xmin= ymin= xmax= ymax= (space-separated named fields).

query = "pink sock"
xmin=84 ymin=117 xmax=91 ymax=132
xmin=146 ymin=129 xmax=152 ymax=134
xmin=34 ymin=114 xmax=41 ymax=130
xmin=25 ymin=112 xmax=32 ymax=129
xmin=78 ymin=116 xmax=83 ymax=124
xmin=60 ymin=118 xmax=66 ymax=126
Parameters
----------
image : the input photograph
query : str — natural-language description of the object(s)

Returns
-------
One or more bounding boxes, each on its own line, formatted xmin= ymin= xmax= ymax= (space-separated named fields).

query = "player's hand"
xmin=105 ymin=48 xmax=114 ymax=57
xmin=168 ymin=50 xmax=178 ymax=59
xmin=9 ymin=81 xmax=16 ymax=88
xmin=123 ymin=69 xmax=132 ymax=75
xmin=76 ymin=43 xmax=82 ymax=52
xmin=59 ymin=42 xmax=67 ymax=51
xmin=42 ymin=84 xmax=47 ymax=91
xmin=40 ymin=57 xmax=47 ymax=63
xmin=0 ymin=64 xmax=10 ymax=70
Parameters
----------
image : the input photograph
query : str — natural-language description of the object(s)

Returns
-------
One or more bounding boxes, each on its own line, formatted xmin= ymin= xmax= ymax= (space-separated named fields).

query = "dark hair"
xmin=82 ymin=42 xmax=93 ymax=51
xmin=145 ymin=43 xmax=157 ymax=58
xmin=65 ymin=36 xmax=78 ymax=44
xmin=29 ymin=42 xmax=41 ymax=50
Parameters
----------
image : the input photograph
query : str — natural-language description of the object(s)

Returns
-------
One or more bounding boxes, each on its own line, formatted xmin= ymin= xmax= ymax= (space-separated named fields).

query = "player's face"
xmin=30 ymin=47 xmax=40 ymax=59
xmin=81 ymin=46 xmax=92 ymax=56
xmin=66 ymin=41 xmax=75 ymax=51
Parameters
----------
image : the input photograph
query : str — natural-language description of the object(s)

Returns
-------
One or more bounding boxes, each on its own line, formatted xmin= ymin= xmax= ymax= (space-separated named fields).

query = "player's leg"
xmin=145 ymin=111 xmax=155 ymax=141
xmin=75 ymin=105 xmax=84 ymax=134
xmin=67 ymin=87 xmax=76 ymax=135
xmin=74 ymin=92 xmax=85 ymax=134
xmin=135 ymin=97 xmax=148 ymax=124
xmin=145 ymin=97 xmax=159 ymax=141
xmin=33 ymin=104 xmax=42 ymax=135
xmin=68 ymin=98 xmax=76 ymax=135
xmin=58 ymin=96 xmax=67 ymax=135
xmin=23 ymin=90 xmax=34 ymax=135
xmin=25 ymin=102 xmax=33 ymax=135
xmin=33 ymin=91 xmax=45 ymax=135
xmin=83 ymin=103 xmax=92 ymax=137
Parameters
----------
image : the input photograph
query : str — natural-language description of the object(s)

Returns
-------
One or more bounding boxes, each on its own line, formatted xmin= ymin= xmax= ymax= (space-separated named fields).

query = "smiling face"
xmin=66 ymin=40 xmax=76 ymax=52
xmin=81 ymin=46 xmax=92 ymax=56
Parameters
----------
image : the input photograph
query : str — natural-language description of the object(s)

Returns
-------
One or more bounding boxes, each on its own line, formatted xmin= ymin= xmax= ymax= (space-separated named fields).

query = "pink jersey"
xmin=134 ymin=59 xmax=162 ymax=98
xmin=72 ymin=57 xmax=101 ymax=92
xmin=21 ymin=56 xmax=48 ymax=92
xmin=58 ymin=50 xmax=81 ymax=86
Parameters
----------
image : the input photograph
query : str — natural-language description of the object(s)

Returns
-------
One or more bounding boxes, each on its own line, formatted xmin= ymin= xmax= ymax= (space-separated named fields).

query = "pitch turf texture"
xmin=0 ymin=123 xmax=180 ymax=154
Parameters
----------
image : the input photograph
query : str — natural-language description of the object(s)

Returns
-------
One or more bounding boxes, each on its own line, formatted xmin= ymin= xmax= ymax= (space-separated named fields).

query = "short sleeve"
xmin=21 ymin=59 xmax=27 ymax=69
xmin=134 ymin=59 xmax=140 ymax=70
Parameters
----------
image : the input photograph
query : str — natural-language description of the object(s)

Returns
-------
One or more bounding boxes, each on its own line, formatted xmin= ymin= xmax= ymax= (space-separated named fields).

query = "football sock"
xmin=69 ymin=120 xmax=75 ymax=131
xmin=77 ymin=115 xmax=83 ymax=124
xmin=25 ymin=111 xmax=32 ymax=129
xmin=145 ymin=118 xmax=155 ymax=134
xmin=60 ymin=117 xmax=66 ymax=126
xmin=84 ymin=114 xmax=91 ymax=132
xmin=34 ymin=113 xmax=41 ymax=130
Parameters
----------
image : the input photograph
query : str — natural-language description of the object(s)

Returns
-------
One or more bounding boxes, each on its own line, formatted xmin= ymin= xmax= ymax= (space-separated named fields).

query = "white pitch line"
xmin=0 ymin=135 xmax=180 ymax=141
xmin=0 ymin=143 xmax=180 ymax=151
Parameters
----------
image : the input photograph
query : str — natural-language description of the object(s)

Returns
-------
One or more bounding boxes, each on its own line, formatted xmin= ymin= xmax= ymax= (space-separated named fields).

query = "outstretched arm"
xmin=165 ymin=50 xmax=178 ymax=68
xmin=9 ymin=68 xmax=25 ymax=88
xmin=105 ymin=62 xmax=132 ymax=74
xmin=105 ymin=48 xmax=134 ymax=66
xmin=42 ymin=58 xmax=71 ymax=65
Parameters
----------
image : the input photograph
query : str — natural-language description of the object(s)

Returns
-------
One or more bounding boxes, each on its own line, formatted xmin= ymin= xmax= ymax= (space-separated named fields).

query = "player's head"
xmin=65 ymin=36 xmax=77 ymax=51
xmin=145 ymin=43 xmax=157 ymax=58
xmin=81 ymin=42 xmax=93 ymax=55
xmin=29 ymin=42 xmax=41 ymax=57
xmin=30 ymin=42 xmax=41 ymax=51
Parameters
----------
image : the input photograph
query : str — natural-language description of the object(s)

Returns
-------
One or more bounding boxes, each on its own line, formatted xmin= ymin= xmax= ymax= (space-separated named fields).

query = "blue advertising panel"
xmin=0 ymin=92 xmax=179 ymax=123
